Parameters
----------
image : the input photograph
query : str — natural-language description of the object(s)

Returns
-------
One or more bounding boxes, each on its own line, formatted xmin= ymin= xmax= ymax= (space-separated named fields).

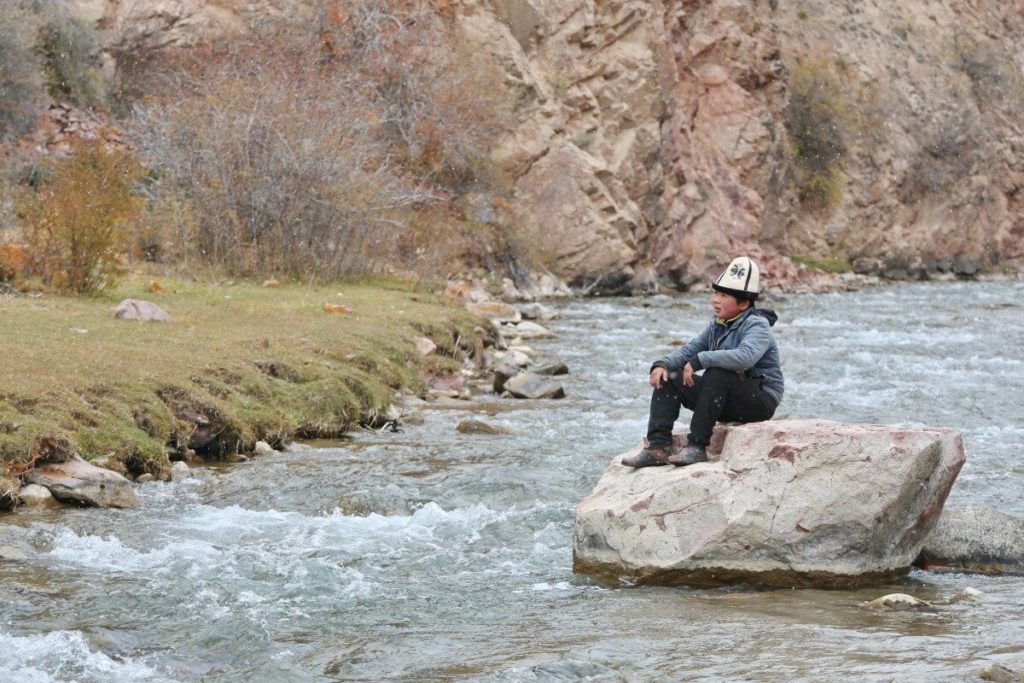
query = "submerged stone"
xmin=863 ymin=593 xmax=931 ymax=610
xmin=457 ymin=419 xmax=515 ymax=435
xmin=979 ymin=664 xmax=1024 ymax=683
xmin=573 ymin=419 xmax=964 ymax=588
xmin=0 ymin=545 xmax=27 ymax=561
xmin=950 ymin=587 xmax=985 ymax=604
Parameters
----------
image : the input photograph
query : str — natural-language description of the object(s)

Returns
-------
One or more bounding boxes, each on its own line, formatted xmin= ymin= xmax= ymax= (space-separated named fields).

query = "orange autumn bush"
xmin=18 ymin=140 xmax=144 ymax=293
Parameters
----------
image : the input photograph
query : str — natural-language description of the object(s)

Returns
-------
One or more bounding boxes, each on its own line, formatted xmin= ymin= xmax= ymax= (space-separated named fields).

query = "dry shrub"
xmin=135 ymin=46 xmax=427 ymax=279
xmin=18 ymin=140 xmax=144 ymax=292
xmin=0 ymin=0 xmax=106 ymax=140
xmin=36 ymin=7 xmax=106 ymax=107
xmin=129 ymin=0 xmax=513 ymax=282
xmin=0 ymin=243 xmax=29 ymax=284
xmin=321 ymin=0 xmax=509 ymax=194
xmin=901 ymin=108 xmax=979 ymax=201
xmin=0 ymin=8 xmax=44 ymax=141
xmin=785 ymin=60 xmax=847 ymax=209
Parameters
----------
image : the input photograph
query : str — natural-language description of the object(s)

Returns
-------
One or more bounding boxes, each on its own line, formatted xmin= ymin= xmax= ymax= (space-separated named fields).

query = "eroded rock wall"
xmin=463 ymin=0 xmax=1024 ymax=288
xmin=80 ymin=0 xmax=1024 ymax=290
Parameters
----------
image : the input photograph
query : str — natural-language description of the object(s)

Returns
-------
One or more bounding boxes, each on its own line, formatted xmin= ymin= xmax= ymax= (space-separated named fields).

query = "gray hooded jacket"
xmin=653 ymin=307 xmax=784 ymax=406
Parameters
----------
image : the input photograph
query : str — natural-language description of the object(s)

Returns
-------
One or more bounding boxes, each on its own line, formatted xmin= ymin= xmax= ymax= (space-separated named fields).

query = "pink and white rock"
xmin=413 ymin=336 xmax=437 ymax=356
xmin=113 ymin=299 xmax=173 ymax=322
xmin=503 ymin=372 xmax=565 ymax=399
xmin=573 ymin=419 xmax=964 ymax=587
xmin=24 ymin=454 xmax=141 ymax=509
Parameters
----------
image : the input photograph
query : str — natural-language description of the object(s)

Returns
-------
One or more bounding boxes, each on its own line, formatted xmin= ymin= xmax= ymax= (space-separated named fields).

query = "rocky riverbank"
xmin=0 ymin=277 xmax=491 ymax=511
xmin=1 ymin=273 xmax=586 ymax=513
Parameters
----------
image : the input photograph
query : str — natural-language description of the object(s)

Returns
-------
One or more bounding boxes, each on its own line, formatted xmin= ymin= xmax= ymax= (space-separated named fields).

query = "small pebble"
xmin=170 ymin=461 xmax=192 ymax=482
xmin=863 ymin=593 xmax=930 ymax=610
xmin=950 ymin=587 xmax=984 ymax=604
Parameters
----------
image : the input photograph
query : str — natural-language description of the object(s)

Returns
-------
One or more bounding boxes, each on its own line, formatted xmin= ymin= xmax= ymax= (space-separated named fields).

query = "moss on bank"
xmin=0 ymin=276 xmax=481 ymax=494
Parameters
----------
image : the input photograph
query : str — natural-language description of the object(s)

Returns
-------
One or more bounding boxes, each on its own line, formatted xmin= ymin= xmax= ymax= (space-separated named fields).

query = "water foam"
xmin=0 ymin=629 xmax=162 ymax=683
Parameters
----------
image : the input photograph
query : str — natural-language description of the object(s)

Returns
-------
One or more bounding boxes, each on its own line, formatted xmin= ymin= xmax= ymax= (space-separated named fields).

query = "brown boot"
xmin=622 ymin=446 xmax=674 ymax=468
xmin=667 ymin=444 xmax=707 ymax=466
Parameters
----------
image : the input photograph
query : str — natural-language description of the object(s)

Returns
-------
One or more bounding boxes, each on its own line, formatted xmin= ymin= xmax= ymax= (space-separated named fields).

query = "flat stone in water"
xmin=863 ymin=593 xmax=930 ymax=610
xmin=515 ymin=302 xmax=557 ymax=321
xmin=457 ymin=419 xmax=514 ymax=435
xmin=979 ymin=664 xmax=1024 ymax=683
xmin=0 ymin=545 xmax=27 ymax=561
xmin=504 ymin=373 xmax=566 ymax=399
xmin=506 ymin=321 xmax=554 ymax=339
xmin=533 ymin=362 xmax=569 ymax=376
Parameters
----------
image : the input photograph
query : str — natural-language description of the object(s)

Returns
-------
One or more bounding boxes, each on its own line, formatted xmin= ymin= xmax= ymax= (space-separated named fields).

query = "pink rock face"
xmin=24 ymin=454 xmax=140 ymax=509
xmin=113 ymin=299 xmax=173 ymax=322
xmin=573 ymin=419 xmax=965 ymax=587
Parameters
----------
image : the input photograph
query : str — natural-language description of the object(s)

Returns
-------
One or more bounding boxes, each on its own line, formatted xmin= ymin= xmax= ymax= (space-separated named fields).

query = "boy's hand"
xmin=683 ymin=362 xmax=695 ymax=387
xmin=649 ymin=367 xmax=668 ymax=388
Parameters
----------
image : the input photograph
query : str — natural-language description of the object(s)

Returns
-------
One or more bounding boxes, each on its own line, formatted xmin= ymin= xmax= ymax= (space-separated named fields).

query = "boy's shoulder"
xmin=745 ymin=307 xmax=778 ymax=327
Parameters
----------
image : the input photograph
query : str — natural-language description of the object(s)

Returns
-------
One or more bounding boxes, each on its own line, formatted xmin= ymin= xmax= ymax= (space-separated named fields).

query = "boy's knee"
xmin=702 ymin=367 xmax=733 ymax=385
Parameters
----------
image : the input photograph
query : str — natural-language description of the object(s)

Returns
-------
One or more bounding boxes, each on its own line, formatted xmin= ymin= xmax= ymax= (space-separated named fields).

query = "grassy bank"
xmin=0 ymin=275 xmax=481 ymax=503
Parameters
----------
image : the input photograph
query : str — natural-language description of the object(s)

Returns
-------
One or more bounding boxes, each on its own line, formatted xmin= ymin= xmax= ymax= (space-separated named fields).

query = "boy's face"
xmin=712 ymin=291 xmax=749 ymax=319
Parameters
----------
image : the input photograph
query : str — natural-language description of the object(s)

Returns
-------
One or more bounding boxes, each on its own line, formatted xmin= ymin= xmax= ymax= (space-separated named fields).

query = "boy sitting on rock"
xmin=623 ymin=256 xmax=784 ymax=468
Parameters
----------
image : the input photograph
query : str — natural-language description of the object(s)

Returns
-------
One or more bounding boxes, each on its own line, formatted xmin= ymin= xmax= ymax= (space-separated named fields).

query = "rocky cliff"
xmin=84 ymin=0 xmax=1024 ymax=291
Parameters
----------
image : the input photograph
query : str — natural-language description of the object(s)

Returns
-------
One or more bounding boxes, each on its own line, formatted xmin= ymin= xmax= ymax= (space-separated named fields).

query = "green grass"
xmin=0 ymin=275 xmax=480 ymax=493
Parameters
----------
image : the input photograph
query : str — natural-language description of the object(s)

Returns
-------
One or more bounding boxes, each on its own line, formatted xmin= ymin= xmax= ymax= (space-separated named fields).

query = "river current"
xmin=2 ymin=281 xmax=1023 ymax=681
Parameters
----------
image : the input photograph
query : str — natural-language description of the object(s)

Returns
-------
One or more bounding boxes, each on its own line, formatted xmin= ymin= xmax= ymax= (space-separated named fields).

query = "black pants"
xmin=646 ymin=367 xmax=777 ymax=448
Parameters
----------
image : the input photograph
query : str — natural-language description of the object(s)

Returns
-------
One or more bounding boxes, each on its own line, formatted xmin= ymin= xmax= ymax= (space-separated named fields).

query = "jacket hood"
xmin=750 ymin=307 xmax=778 ymax=327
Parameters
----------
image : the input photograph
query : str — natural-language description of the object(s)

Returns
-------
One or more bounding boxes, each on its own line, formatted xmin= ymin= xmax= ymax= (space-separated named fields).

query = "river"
xmin=2 ymin=281 xmax=1023 ymax=681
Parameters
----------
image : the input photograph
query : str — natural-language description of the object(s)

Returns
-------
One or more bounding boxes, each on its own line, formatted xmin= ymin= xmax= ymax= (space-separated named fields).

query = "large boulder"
xmin=24 ymin=454 xmax=141 ymax=509
xmin=915 ymin=505 xmax=1024 ymax=575
xmin=574 ymin=419 xmax=964 ymax=587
